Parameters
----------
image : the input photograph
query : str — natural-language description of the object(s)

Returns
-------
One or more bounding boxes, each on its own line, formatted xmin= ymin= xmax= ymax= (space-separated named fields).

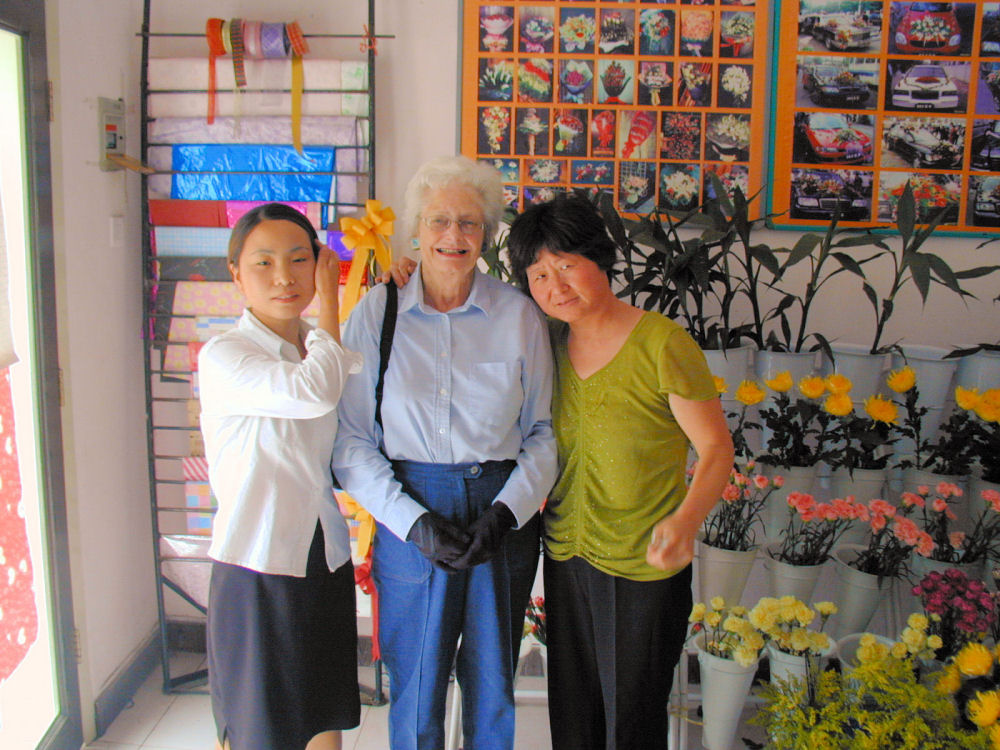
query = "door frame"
xmin=0 ymin=3 xmax=83 ymax=748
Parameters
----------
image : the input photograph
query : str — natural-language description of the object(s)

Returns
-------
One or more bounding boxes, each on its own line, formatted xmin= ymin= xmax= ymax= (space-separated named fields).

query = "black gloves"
xmin=407 ymin=511 xmax=472 ymax=573
xmin=453 ymin=502 xmax=517 ymax=569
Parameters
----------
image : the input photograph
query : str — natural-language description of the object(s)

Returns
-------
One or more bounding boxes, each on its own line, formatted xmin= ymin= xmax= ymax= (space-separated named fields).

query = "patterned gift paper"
xmin=185 ymin=481 xmax=217 ymax=536
xmin=182 ymin=456 xmax=209 ymax=482
xmin=149 ymin=116 xmax=369 ymax=148
xmin=153 ymin=227 xmax=231 ymax=257
xmin=186 ymin=399 xmax=201 ymax=429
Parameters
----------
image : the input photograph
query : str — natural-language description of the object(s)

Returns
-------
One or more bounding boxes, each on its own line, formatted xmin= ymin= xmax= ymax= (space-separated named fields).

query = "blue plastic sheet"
xmin=170 ymin=145 xmax=337 ymax=202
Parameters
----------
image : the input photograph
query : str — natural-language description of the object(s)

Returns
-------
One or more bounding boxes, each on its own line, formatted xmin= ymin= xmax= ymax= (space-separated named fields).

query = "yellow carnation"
xmin=823 ymin=392 xmax=854 ymax=417
xmin=886 ymin=366 xmax=916 ymax=393
xmin=857 ymin=634 xmax=889 ymax=664
xmin=901 ymin=627 xmax=926 ymax=651
xmin=955 ymin=386 xmax=981 ymax=411
xmin=789 ymin=628 xmax=812 ymax=653
xmin=825 ymin=373 xmax=852 ymax=395
xmin=864 ymin=394 xmax=898 ymax=424
xmin=733 ymin=645 xmax=758 ymax=667
xmin=710 ymin=596 xmax=726 ymax=611
xmin=956 ymin=642 xmax=995 ymax=677
xmin=890 ymin=641 xmax=908 ymax=659
xmin=735 ymin=380 xmax=766 ymax=406
xmin=705 ymin=612 xmax=722 ymax=628
xmin=713 ymin=376 xmax=728 ymax=395
xmin=765 ymin=371 xmax=794 ymax=393
xmin=798 ymin=375 xmax=827 ymax=399
xmin=927 ymin=634 xmax=943 ymax=651
xmin=907 ymin=612 xmax=929 ymax=631
xmin=936 ymin=664 xmax=962 ymax=694
xmin=689 ymin=602 xmax=706 ymax=622
xmin=815 ymin=601 xmax=838 ymax=617
xmin=745 ymin=632 xmax=765 ymax=651
xmin=968 ymin=690 xmax=1000 ymax=728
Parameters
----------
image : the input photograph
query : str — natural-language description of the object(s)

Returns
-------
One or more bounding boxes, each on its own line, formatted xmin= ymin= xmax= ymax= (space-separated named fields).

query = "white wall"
xmin=41 ymin=0 xmax=999 ymax=742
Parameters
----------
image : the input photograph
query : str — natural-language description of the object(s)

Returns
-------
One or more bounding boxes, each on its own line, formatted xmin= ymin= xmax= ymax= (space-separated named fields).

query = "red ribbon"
xmin=360 ymin=24 xmax=378 ymax=55
xmin=205 ymin=18 xmax=226 ymax=124
xmin=354 ymin=552 xmax=380 ymax=661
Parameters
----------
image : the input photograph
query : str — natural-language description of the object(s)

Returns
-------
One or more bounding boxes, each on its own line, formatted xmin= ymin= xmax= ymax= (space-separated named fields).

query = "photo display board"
xmin=770 ymin=1 xmax=1000 ymax=232
xmin=460 ymin=1 xmax=771 ymax=216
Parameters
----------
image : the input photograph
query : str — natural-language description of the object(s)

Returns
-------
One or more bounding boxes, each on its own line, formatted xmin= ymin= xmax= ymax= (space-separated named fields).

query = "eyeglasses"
xmin=421 ymin=215 xmax=485 ymax=235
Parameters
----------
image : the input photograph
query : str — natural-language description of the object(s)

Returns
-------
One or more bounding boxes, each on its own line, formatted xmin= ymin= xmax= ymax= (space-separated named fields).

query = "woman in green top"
xmin=507 ymin=196 xmax=734 ymax=750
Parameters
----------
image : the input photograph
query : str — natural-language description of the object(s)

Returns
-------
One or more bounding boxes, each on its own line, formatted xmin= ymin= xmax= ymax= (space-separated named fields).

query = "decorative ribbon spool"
xmin=205 ymin=18 xmax=311 ymax=151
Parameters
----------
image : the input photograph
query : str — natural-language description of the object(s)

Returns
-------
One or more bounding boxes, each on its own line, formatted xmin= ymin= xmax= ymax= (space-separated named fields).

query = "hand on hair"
xmin=314 ymin=244 xmax=341 ymax=339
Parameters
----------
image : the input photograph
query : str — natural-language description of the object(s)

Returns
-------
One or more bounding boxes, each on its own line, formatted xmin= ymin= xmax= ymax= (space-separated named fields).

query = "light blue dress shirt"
xmin=333 ymin=264 xmax=558 ymax=541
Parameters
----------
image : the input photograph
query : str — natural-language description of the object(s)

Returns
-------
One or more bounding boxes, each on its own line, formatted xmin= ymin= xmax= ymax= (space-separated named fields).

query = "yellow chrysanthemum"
xmin=689 ymin=602 xmax=706 ymax=622
xmin=713 ymin=376 xmax=728 ymax=395
xmin=765 ymin=370 xmax=794 ymax=393
xmin=956 ymin=642 xmax=995 ymax=677
xmin=976 ymin=399 xmax=1000 ymax=423
xmin=823 ymin=392 xmax=854 ymax=417
xmin=798 ymin=375 xmax=827 ymax=400
xmin=968 ymin=690 xmax=1000 ymax=728
xmin=825 ymin=373 xmax=853 ymax=395
xmin=864 ymin=394 xmax=898 ymax=424
xmin=955 ymin=385 xmax=981 ymax=411
xmin=735 ymin=380 xmax=766 ymax=406
xmin=989 ymin=723 xmax=1000 ymax=750
xmin=936 ymin=664 xmax=962 ymax=694
xmin=886 ymin=366 xmax=916 ymax=393
xmin=984 ymin=389 xmax=1000 ymax=407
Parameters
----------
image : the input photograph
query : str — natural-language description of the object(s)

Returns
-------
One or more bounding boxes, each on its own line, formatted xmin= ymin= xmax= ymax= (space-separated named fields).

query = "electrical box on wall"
xmin=99 ymin=96 xmax=125 ymax=171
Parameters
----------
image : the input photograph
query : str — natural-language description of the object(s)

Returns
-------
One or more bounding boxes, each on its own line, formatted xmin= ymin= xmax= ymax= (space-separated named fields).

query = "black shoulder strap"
xmin=374 ymin=281 xmax=398 ymax=430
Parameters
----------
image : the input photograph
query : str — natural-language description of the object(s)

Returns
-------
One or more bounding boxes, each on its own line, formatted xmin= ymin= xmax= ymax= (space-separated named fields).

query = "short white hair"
xmin=402 ymin=156 xmax=505 ymax=243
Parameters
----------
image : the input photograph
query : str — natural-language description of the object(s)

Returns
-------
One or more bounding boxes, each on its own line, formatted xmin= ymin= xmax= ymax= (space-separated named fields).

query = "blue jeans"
xmin=373 ymin=460 xmax=539 ymax=750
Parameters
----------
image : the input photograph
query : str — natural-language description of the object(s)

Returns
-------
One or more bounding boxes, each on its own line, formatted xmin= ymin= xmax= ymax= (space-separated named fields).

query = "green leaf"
xmin=908 ymin=253 xmax=931 ymax=303
xmin=862 ymin=282 xmax=878 ymax=312
xmin=830 ymin=252 xmax=865 ymax=278
xmin=895 ymin=183 xmax=915 ymax=242
xmin=783 ymin=234 xmax=822 ymax=270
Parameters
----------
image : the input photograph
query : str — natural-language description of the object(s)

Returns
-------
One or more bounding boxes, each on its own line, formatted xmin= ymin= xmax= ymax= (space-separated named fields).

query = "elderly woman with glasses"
xmin=333 ymin=156 xmax=557 ymax=750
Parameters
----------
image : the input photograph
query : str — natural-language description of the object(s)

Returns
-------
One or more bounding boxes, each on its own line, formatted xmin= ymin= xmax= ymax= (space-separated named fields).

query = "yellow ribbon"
xmin=339 ymin=200 xmax=395 ymax=322
xmin=338 ymin=492 xmax=375 ymax=560
xmin=291 ymin=53 xmax=304 ymax=154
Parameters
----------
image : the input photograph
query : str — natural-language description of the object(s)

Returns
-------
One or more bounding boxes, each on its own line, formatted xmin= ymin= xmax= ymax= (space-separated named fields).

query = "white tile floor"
xmin=82 ymin=649 xmax=769 ymax=750
xmin=82 ymin=652 xmax=553 ymax=750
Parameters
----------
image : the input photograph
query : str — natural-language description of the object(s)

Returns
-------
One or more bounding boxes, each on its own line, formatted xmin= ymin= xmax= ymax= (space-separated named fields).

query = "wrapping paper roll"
xmin=154 ymin=227 xmax=231 ymax=257
xmin=148 ymin=58 xmax=367 ymax=92
xmin=148 ymin=91 xmax=369 ymax=118
xmin=149 ymin=199 xmax=323 ymax=229
xmin=149 ymin=115 xmax=369 ymax=146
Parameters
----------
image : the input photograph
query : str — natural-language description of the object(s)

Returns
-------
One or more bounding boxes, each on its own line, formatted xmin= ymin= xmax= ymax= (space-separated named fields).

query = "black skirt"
xmin=207 ymin=524 xmax=361 ymax=750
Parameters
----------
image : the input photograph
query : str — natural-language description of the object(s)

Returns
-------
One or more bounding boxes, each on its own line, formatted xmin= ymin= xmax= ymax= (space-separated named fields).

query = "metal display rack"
xmin=138 ymin=0 xmax=383 ymax=698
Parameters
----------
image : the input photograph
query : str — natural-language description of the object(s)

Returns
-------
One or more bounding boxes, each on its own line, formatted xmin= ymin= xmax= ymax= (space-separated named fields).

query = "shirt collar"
xmin=238 ymin=309 xmax=313 ymax=361
xmin=398 ymin=261 xmax=493 ymax=316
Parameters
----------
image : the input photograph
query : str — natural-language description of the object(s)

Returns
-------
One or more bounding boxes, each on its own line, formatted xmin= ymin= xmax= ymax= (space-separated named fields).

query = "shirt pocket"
xmin=468 ymin=361 xmax=524 ymax=431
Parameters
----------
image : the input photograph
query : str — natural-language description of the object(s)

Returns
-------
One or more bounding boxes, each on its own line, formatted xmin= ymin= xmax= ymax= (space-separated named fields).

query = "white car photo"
xmin=891 ymin=64 xmax=960 ymax=111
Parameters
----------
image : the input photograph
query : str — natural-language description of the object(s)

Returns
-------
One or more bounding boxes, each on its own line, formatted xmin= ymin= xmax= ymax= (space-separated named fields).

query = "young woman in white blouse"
xmin=198 ymin=203 xmax=363 ymax=750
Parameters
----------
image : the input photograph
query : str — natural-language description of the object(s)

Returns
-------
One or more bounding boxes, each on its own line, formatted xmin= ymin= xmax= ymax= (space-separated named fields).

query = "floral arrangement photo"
xmin=523 ymin=595 xmax=546 ymax=646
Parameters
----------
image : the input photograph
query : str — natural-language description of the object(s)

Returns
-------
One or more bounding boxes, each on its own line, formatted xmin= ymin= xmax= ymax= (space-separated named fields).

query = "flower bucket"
xmin=760 ymin=463 xmax=817 ymax=544
xmin=891 ymin=345 xmax=958 ymax=408
xmin=823 ymin=343 xmax=888 ymax=408
xmin=829 ymin=544 xmax=893 ymax=640
xmin=696 ymin=536 xmax=757 ymax=608
xmin=754 ymin=350 xmax=818 ymax=385
xmin=955 ymin=349 xmax=1000 ymax=391
xmin=763 ymin=545 xmax=824 ymax=603
xmin=704 ymin=345 xmax=754 ymax=387
xmin=694 ymin=633 xmax=759 ymax=750
xmin=766 ymin=641 xmax=833 ymax=686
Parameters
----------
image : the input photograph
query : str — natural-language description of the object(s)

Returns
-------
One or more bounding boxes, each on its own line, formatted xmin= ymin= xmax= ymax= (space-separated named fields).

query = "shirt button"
xmin=470 ymin=465 xmax=480 ymax=476
xmin=440 ymin=388 xmax=447 ymax=396
xmin=438 ymin=428 xmax=446 ymax=434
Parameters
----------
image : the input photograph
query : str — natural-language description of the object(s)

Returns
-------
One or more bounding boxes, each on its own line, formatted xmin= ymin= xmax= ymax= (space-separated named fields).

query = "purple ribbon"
xmin=260 ymin=22 xmax=288 ymax=58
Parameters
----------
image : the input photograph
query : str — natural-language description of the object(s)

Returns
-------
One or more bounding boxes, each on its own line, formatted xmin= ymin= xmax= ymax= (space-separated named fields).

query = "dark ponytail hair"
xmin=227 ymin=203 xmax=319 ymax=266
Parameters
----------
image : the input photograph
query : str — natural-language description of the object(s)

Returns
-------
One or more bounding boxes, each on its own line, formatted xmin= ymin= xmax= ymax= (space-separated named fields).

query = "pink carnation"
xmin=936 ymin=481 xmax=962 ymax=498
xmin=722 ymin=484 xmax=741 ymax=502
xmin=787 ymin=492 xmax=815 ymax=511
xmin=916 ymin=531 xmax=934 ymax=557
xmin=772 ymin=475 xmax=785 ymax=488
xmin=753 ymin=475 xmax=769 ymax=490
xmin=932 ymin=497 xmax=948 ymax=513
xmin=869 ymin=499 xmax=896 ymax=517
xmin=901 ymin=492 xmax=924 ymax=508
xmin=983 ymin=489 xmax=1000 ymax=512
xmin=949 ymin=531 xmax=965 ymax=549
xmin=870 ymin=513 xmax=887 ymax=532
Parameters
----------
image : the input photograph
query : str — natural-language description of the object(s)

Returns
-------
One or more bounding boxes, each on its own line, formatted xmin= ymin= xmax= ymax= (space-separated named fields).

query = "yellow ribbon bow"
xmin=337 ymin=492 xmax=376 ymax=560
xmin=338 ymin=199 xmax=395 ymax=322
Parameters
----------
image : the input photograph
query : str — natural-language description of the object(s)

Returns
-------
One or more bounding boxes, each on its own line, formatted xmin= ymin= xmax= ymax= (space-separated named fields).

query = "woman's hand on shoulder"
xmin=376 ymin=256 xmax=418 ymax=287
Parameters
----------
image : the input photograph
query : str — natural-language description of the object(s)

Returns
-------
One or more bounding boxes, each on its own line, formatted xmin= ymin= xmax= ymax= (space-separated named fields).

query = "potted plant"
xmin=687 ymin=597 xmax=767 ymax=750
xmin=904 ymin=482 xmax=997 ymax=581
xmin=764 ymin=491 xmax=864 ymax=602
xmin=947 ymin=386 xmax=1000 ymax=504
xmin=697 ymin=463 xmax=783 ymax=606
xmin=912 ymin=569 xmax=996 ymax=661
xmin=749 ymin=596 xmax=837 ymax=687
xmin=714 ymin=377 xmax=765 ymax=462
xmin=829 ymin=497 xmax=929 ymax=638
xmin=754 ymin=618 xmax=988 ymax=750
